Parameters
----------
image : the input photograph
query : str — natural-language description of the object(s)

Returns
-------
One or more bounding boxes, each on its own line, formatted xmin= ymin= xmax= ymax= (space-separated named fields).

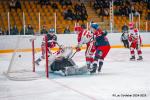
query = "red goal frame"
xmin=32 ymin=35 xmax=49 ymax=78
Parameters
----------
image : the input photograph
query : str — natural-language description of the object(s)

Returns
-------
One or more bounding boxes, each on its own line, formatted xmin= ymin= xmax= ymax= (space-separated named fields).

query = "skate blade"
xmin=137 ymin=59 xmax=143 ymax=61
xmin=90 ymin=72 xmax=97 ymax=75
xmin=90 ymin=70 xmax=96 ymax=74
xmin=130 ymin=59 xmax=135 ymax=61
xmin=90 ymin=72 xmax=101 ymax=76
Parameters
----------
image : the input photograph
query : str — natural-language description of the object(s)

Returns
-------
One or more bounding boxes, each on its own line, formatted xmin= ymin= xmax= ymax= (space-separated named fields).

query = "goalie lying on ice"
xmin=36 ymin=46 xmax=88 ymax=76
xmin=49 ymin=46 xmax=88 ymax=76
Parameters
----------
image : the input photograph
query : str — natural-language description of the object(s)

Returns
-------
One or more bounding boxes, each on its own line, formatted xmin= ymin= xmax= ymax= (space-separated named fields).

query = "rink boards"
xmin=0 ymin=32 xmax=150 ymax=53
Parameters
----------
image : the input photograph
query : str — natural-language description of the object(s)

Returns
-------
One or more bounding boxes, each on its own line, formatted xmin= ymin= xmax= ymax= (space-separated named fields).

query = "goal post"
xmin=45 ymin=35 xmax=49 ymax=78
xmin=4 ymin=35 xmax=49 ymax=81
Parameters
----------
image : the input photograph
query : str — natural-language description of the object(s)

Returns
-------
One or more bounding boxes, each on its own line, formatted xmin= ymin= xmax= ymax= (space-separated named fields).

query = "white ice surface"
xmin=0 ymin=48 xmax=150 ymax=100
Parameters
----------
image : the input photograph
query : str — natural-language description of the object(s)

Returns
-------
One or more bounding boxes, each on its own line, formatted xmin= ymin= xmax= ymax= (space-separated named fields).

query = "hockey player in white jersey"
xmin=74 ymin=25 xmax=96 ymax=70
xmin=128 ymin=22 xmax=143 ymax=61
xmin=35 ymin=28 xmax=58 ymax=65
xmin=48 ymin=46 xmax=88 ymax=76
xmin=36 ymin=43 xmax=89 ymax=76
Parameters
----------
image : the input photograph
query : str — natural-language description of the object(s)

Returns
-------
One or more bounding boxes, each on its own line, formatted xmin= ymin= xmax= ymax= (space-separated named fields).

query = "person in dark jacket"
xmin=12 ymin=25 xmax=19 ymax=35
xmin=90 ymin=23 xmax=110 ymax=73
xmin=64 ymin=26 xmax=70 ymax=34
xmin=41 ymin=25 xmax=48 ymax=34
xmin=121 ymin=31 xmax=129 ymax=48
xmin=122 ymin=23 xmax=128 ymax=33
xmin=26 ymin=24 xmax=34 ymax=35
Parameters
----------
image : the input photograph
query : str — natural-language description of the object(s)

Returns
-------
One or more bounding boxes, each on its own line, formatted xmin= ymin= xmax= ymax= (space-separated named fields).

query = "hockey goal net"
xmin=4 ymin=35 xmax=48 ymax=81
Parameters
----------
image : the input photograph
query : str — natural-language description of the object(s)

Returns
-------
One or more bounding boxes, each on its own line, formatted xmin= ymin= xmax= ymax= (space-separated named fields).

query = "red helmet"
xmin=74 ymin=26 xmax=83 ymax=32
xmin=129 ymin=22 xmax=134 ymax=29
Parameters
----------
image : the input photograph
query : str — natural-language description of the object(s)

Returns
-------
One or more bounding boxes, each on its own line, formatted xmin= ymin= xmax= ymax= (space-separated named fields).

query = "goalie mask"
xmin=49 ymin=28 xmax=55 ymax=35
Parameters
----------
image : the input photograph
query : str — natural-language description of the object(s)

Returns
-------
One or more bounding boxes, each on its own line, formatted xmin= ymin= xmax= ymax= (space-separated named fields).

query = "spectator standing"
xmin=64 ymin=26 xmax=70 ymax=34
xmin=122 ymin=23 xmax=128 ymax=32
xmin=13 ymin=25 xmax=19 ymax=35
xmin=41 ymin=25 xmax=48 ymax=34
xmin=26 ymin=24 xmax=34 ymax=35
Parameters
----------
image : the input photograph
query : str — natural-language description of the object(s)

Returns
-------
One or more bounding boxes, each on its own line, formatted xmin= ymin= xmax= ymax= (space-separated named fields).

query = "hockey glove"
xmin=75 ymin=46 xmax=81 ymax=52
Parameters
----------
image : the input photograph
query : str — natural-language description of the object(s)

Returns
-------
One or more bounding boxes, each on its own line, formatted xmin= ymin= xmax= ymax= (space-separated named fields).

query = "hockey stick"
xmin=69 ymin=50 xmax=78 ymax=59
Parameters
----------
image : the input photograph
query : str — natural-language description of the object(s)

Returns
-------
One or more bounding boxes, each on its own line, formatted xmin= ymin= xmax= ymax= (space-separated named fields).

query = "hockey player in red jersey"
xmin=128 ymin=22 xmax=143 ymax=61
xmin=90 ymin=23 xmax=110 ymax=73
xmin=74 ymin=26 xmax=96 ymax=70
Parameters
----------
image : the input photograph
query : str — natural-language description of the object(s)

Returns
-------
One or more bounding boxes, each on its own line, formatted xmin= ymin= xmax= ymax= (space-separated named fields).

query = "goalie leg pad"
xmin=63 ymin=65 xmax=88 ymax=76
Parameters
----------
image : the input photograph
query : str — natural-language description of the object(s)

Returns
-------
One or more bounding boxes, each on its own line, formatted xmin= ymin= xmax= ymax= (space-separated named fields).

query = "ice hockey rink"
xmin=0 ymin=47 xmax=150 ymax=100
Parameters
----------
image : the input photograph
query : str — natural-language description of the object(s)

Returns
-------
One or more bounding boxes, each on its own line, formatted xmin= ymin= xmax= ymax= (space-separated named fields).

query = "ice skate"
xmin=90 ymin=63 xmax=97 ymax=74
xmin=137 ymin=56 xmax=143 ymax=61
xmin=97 ymin=66 xmax=101 ymax=72
xmin=87 ymin=64 xmax=92 ymax=71
xmin=130 ymin=56 xmax=135 ymax=61
xmin=98 ymin=62 xmax=103 ymax=72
